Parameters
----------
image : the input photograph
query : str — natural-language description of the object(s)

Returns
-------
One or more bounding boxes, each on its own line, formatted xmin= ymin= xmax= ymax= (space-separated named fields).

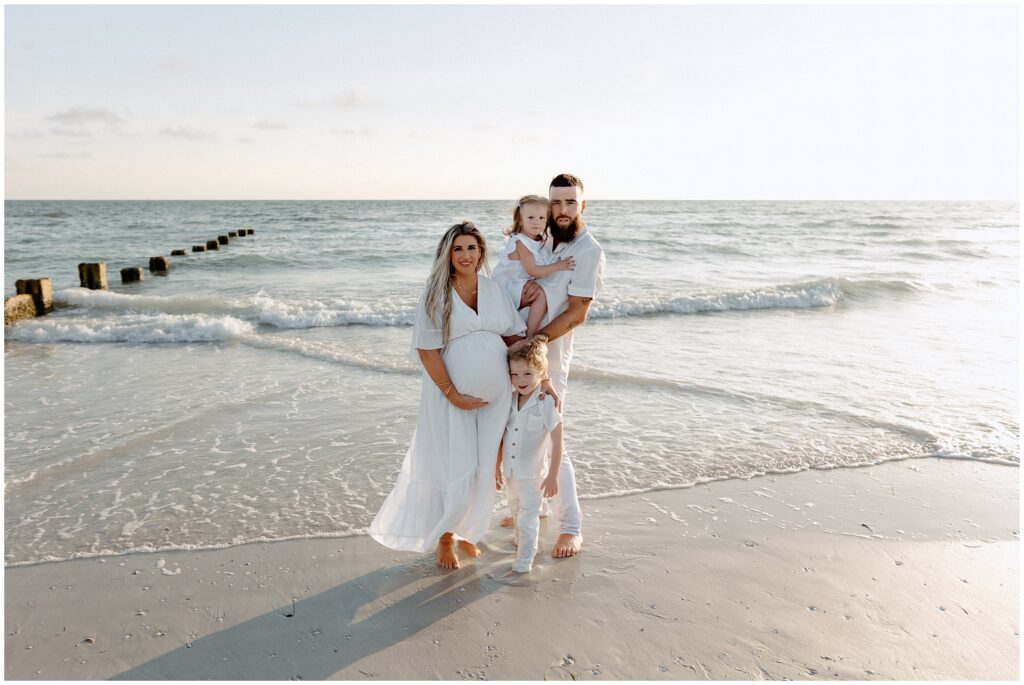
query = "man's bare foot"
xmin=551 ymin=533 xmax=582 ymax=558
xmin=436 ymin=535 xmax=460 ymax=570
xmin=457 ymin=540 xmax=481 ymax=558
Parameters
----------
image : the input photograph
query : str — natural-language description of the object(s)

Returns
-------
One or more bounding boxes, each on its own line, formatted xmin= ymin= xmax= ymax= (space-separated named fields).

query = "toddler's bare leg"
xmin=526 ymin=289 xmax=548 ymax=337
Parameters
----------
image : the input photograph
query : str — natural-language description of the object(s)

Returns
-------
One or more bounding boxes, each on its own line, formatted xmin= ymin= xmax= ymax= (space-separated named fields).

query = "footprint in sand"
xmin=490 ymin=568 xmax=535 ymax=586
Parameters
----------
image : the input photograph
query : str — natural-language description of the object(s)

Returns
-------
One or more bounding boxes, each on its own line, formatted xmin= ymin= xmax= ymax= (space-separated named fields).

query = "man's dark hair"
xmin=549 ymin=173 xmax=584 ymax=194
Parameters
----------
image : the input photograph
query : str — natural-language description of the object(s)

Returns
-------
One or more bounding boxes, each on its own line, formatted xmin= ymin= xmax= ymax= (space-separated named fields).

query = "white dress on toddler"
xmin=491 ymin=233 xmax=554 ymax=307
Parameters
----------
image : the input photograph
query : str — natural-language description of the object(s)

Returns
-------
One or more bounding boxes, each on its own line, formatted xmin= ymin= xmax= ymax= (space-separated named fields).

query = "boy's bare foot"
xmin=551 ymin=534 xmax=582 ymax=558
xmin=457 ymin=540 xmax=481 ymax=558
xmin=436 ymin=535 xmax=460 ymax=570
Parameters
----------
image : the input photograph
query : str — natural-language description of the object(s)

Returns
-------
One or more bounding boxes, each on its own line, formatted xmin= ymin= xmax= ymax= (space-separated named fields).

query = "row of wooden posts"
xmin=4 ymin=228 xmax=255 ymax=325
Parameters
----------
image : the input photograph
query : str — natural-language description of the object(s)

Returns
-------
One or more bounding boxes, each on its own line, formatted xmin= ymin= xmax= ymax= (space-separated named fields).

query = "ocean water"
xmin=3 ymin=200 xmax=1019 ymax=566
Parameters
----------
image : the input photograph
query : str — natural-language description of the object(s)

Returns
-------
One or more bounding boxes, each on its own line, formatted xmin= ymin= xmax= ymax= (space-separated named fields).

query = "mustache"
xmin=547 ymin=213 xmax=583 ymax=242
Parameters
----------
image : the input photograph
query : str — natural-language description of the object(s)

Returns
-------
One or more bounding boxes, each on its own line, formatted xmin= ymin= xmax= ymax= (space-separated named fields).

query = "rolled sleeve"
xmin=567 ymin=245 xmax=606 ymax=300
xmin=410 ymin=291 xmax=444 ymax=351
xmin=540 ymin=396 xmax=563 ymax=433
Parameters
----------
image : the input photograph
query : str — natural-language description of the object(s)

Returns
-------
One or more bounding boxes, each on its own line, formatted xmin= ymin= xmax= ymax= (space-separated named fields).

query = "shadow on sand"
xmin=113 ymin=551 xmax=507 ymax=680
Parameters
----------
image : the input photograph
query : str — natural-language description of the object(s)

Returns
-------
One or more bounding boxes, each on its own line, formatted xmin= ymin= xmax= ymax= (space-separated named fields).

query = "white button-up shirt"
xmin=537 ymin=226 xmax=606 ymax=380
xmin=501 ymin=388 xmax=562 ymax=480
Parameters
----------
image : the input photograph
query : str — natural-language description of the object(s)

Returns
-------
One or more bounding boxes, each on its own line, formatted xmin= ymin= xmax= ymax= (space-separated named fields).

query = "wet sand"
xmin=4 ymin=458 xmax=1018 ymax=680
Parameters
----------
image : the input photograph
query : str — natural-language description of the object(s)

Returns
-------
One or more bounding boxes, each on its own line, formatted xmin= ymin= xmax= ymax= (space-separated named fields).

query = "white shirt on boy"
xmin=501 ymin=388 xmax=562 ymax=481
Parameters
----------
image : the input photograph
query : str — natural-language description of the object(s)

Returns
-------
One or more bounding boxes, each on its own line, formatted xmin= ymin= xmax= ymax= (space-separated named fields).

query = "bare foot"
xmin=551 ymin=533 xmax=582 ymax=558
xmin=457 ymin=540 xmax=481 ymax=558
xmin=436 ymin=535 xmax=460 ymax=570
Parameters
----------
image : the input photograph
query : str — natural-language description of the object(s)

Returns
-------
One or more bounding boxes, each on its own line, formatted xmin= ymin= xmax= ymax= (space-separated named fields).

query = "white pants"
xmin=506 ymin=477 xmax=545 ymax=572
xmin=549 ymin=372 xmax=582 ymax=537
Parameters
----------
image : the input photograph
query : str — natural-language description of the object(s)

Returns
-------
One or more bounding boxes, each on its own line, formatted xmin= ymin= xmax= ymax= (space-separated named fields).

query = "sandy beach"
xmin=4 ymin=457 xmax=1017 ymax=680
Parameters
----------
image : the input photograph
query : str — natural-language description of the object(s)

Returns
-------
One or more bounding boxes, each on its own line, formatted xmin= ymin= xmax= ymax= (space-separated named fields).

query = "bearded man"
xmin=515 ymin=172 xmax=606 ymax=558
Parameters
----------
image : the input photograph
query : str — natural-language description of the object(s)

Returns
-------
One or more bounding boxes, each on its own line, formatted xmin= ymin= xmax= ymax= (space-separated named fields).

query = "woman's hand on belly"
xmin=448 ymin=393 xmax=488 ymax=411
xmin=444 ymin=333 xmax=513 ymax=402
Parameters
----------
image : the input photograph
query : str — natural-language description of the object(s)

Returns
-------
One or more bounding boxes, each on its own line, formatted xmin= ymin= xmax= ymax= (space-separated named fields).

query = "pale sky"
xmin=3 ymin=3 xmax=1020 ymax=200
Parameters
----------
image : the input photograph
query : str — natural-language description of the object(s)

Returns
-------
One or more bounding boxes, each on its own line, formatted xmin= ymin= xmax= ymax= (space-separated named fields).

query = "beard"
xmin=548 ymin=214 xmax=583 ymax=245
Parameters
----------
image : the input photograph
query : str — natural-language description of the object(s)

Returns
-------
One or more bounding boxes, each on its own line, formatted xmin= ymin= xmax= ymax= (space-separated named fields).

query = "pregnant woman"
xmin=370 ymin=221 xmax=531 ymax=569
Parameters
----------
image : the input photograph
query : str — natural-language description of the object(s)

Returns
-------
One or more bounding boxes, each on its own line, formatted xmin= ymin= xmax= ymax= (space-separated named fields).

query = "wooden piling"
xmin=206 ymin=240 xmax=219 ymax=251
xmin=15 ymin=278 xmax=53 ymax=315
xmin=228 ymin=231 xmax=238 ymax=238
xmin=4 ymin=295 xmax=36 ymax=325
xmin=237 ymin=229 xmax=247 ymax=236
xmin=193 ymin=245 xmax=206 ymax=252
xmin=149 ymin=256 xmax=170 ymax=273
xmin=171 ymin=249 xmax=187 ymax=256
xmin=217 ymin=235 xmax=229 ymax=245
xmin=77 ymin=263 xmax=108 ymax=290
xmin=120 ymin=267 xmax=144 ymax=284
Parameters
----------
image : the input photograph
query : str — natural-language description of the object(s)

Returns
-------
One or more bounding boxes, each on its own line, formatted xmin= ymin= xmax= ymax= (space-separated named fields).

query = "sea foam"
xmin=37 ymin=277 xmax=926 ymax=337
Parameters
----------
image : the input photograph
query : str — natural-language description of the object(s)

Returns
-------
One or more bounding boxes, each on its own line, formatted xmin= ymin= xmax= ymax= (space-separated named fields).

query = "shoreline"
xmin=7 ymin=455 xmax=1015 ymax=571
xmin=5 ymin=457 xmax=1018 ymax=680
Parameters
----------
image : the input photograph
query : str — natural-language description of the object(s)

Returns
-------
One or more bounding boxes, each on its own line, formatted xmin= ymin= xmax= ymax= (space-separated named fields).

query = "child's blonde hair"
xmin=507 ymin=336 xmax=549 ymax=373
xmin=504 ymin=194 xmax=550 ymax=237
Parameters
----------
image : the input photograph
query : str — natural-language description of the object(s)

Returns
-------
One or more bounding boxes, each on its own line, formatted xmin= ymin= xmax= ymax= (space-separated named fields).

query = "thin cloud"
xmin=46 ymin=107 xmax=125 ymax=126
xmin=253 ymin=120 xmax=288 ymax=130
xmin=159 ymin=126 xmax=213 ymax=141
xmin=329 ymin=126 xmax=376 ymax=138
xmin=7 ymin=129 xmax=45 ymax=139
xmin=39 ymin=151 xmax=91 ymax=159
xmin=50 ymin=127 xmax=93 ymax=139
xmin=296 ymin=91 xmax=379 ymax=109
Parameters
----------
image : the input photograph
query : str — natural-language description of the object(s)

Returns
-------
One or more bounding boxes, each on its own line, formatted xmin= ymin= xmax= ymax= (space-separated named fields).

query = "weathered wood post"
xmin=77 ymin=263 xmax=108 ymax=290
xmin=247 ymin=229 xmax=255 ymax=235
xmin=236 ymin=229 xmax=247 ymax=236
xmin=15 ymin=278 xmax=53 ymax=315
xmin=193 ymin=245 xmax=206 ymax=252
xmin=4 ymin=295 xmax=36 ymax=325
xmin=149 ymin=256 xmax=170 ymax=274
xmin=206 ymin=240 xmax=219 ymax=251
xmin=228 ymin=231 xmax=238 ymax=238
xmin=217 ymin=235 xmax=229 ymax=245
xmin=171 ymin=249 xmax=187 ymax=256
xmin=121 ymin=267 xmax=144 ymax=283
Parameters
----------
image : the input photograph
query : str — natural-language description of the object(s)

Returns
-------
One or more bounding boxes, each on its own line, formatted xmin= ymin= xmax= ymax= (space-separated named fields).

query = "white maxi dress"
xmin=369 ymin=275 xmax=526 ymax=553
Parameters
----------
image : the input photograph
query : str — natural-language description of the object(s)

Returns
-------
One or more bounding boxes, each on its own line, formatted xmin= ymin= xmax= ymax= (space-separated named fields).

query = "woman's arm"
xmin=417 ymin=348 xmax=487 ymax=410
xmin=513 ymin=240 xmax=574 ymax=278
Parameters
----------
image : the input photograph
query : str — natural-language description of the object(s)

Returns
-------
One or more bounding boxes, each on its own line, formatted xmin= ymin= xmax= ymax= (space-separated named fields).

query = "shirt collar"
xmin=513 ymin=386 xmax=542 ymax=414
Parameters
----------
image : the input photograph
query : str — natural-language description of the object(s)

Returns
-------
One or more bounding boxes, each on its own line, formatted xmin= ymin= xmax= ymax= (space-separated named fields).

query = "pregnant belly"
xmin=443 ymin=331 xmax=511 ymax=403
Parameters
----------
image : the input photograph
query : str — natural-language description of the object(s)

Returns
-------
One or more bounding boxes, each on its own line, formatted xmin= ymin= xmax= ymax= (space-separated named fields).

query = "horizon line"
xmin=4 ymin=197 xmax=1019 ymax=203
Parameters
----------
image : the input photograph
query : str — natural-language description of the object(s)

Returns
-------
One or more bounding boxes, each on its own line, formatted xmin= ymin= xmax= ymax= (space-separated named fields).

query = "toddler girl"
xmin=491 ymin=195 xmax=575 ymax=336
xmin=495 ymin=337 xmax=563 ymax=575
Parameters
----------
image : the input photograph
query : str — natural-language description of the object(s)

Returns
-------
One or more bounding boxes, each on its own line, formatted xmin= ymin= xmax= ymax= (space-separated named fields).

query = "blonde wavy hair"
xmin=503 ymin=194 xmax=550 ymax=237
xmin=507 ymin=336 xmax=549 ymax=374
xmin=423 ymin=221 xmax=490 ymax=345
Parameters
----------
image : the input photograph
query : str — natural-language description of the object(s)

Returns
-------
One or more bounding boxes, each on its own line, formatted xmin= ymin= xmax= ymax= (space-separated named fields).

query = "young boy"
xmin=495 ymin=337 xmax=564 ymax=574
